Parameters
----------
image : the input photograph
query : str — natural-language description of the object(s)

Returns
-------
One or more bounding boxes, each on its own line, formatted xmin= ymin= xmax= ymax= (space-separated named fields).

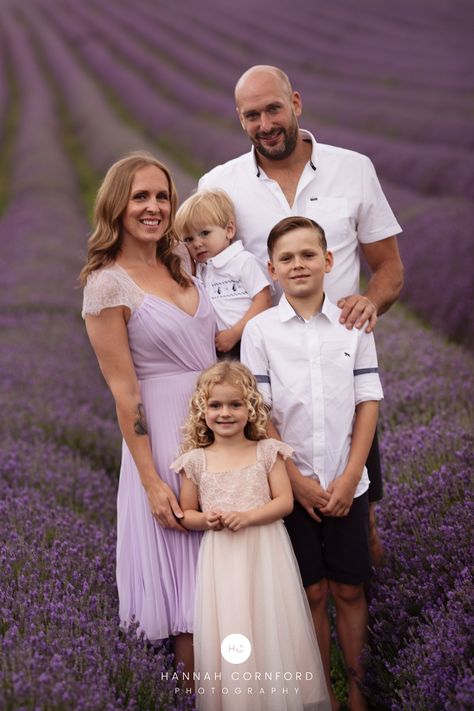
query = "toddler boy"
xmin=175 ymin=189 xmax=271 ymax=358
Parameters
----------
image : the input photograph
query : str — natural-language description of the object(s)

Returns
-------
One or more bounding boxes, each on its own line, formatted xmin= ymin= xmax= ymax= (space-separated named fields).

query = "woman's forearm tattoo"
xmin=134 ymin=403 xmax=148 ymax=435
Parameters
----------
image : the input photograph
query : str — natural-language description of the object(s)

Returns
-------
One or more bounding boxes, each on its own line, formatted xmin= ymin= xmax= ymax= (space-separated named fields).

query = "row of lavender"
xmin=29 ymin=0 xmax=474 ymax=347
xmin=0 ymin=0 xmax=473 ymax=708
xmin=0 ymin=9 xmax=194 ymax=710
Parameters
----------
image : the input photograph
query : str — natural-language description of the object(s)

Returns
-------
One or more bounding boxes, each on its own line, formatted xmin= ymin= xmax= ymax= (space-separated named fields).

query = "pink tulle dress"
xmin=172 ymin=438 xmax=330 ymax=711
xmin=82 ymin=264 xmax=216 ymax=640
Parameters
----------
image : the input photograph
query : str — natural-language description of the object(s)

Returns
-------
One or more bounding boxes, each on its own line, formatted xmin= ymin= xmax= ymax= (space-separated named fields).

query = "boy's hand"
xmin=215 ymin=328 xmax=238 ymax=353
xmin=220 ymin=510 xmax=251 ymax=531
xmin=319 ymin=475 xmax=357 ymax=517
xmin=293 ymin=477 xmax=331 ymax=523
xmin=206 ymin=510 xmax=224 ymax=530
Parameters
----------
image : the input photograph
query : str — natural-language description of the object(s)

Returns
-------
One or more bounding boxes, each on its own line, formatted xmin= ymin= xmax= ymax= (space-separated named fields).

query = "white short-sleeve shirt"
xmin=241 ymin=295 xmax=383 ymax=497
xmin=199 ymin=130 xmax=402 ymax=303
xmin=196 ymin=240 xmax=271 ymax=331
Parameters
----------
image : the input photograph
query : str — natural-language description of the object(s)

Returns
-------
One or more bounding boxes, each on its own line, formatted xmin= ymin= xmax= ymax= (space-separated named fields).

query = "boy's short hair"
xmin=174 ymin=189 xmax=236 ymax=238
xmin=267 ymin=216 xmax=327 ymax=259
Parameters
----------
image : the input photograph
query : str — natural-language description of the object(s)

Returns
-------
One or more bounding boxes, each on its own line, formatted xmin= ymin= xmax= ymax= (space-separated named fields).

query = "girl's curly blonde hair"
xmin=181 ymin=362 xmax=268 ymax=451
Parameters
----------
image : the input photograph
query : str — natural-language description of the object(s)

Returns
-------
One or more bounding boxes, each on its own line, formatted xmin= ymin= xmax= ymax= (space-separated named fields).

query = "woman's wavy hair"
xmin=181 ymin=362 xmax=268 ymax=451
xmin=79 ymin=151 xmax=191 ymax=287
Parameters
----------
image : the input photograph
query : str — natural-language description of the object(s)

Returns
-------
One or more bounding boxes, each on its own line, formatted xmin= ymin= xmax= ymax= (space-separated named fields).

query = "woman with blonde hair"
xmin=81 ymin=152 xmax=216 ymax=671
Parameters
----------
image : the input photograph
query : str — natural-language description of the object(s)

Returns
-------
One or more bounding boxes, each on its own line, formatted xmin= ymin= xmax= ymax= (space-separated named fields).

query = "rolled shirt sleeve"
xmin=241 ymin=319 xmax=272 ymax=408
xmin=353 ymin=328 xmax=384 ymax=405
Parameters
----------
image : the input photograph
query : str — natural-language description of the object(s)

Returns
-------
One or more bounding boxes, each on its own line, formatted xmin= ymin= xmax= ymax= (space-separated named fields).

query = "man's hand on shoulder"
xmin=337 ymin=294 xmax=377 ymax=333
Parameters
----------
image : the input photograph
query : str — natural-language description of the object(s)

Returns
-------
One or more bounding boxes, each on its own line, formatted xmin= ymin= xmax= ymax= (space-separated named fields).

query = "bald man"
xmin=200 ymin=65 xmax=403 ymax=325
xmin=199 ymin=64 xmax=402 ymax=551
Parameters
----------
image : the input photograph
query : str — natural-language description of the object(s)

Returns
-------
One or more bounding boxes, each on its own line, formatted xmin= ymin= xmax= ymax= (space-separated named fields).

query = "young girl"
xmin=171 ymin=362 xmax=330 ymax=711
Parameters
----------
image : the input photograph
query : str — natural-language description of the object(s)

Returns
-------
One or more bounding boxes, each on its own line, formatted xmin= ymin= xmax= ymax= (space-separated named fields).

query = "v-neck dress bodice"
xmin=83 ymin=264 xmax=216 ymax=640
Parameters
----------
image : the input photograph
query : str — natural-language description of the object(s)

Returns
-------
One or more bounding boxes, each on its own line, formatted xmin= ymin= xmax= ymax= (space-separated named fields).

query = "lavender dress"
xmin=82 ymin=264 xmax=216 ymax=641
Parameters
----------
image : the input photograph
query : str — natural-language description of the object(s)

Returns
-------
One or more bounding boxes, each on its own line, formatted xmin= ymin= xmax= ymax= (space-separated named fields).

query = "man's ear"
xmin=292 ymin=91 xmax=302 ymax=118
xmin=236 ymin=106 xmax=245 ymax=130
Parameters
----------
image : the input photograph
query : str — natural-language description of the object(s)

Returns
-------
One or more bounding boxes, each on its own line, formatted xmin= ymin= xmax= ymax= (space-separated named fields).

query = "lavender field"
xmin=0 ymin=0 xmax=473 ymax=708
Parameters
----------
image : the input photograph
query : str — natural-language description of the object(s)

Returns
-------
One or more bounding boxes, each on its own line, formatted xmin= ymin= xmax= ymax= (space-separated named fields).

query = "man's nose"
xmin=259 ymin=112 xmax=273 ymax=132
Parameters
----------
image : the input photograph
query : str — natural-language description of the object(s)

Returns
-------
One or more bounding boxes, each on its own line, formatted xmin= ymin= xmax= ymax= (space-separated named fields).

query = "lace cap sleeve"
xmin=259 ymin=438 xmax=294 ymax=475
xmin=170 ymin=449 xmax=203 ymax=485
xmin=81 ymin=266 xmax=144 ymax=318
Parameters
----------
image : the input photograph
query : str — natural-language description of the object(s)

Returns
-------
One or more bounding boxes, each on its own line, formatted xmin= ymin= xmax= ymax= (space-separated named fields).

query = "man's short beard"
xmin=254 ymin=122 xmax=299 ymax=161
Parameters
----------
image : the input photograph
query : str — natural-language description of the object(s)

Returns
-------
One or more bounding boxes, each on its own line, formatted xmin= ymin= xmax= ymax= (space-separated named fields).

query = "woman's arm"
xmin=220 ymin=455 xmax=293 ymax=531
xmin=85 ymin=306 xmax=186 ymax=531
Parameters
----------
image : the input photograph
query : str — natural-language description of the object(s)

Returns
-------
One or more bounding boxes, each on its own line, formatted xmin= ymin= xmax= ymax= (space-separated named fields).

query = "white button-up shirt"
xmin=196 ymin=240 xmax=271 ymax=331
xmin=199 ymin=130 xmax=402 ymax=303
xmin=241 ymin=296 xmax=383 ymax=497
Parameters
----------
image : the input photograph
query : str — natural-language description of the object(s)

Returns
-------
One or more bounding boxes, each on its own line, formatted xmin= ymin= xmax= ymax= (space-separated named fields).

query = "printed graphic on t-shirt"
xmin=209 ymin=279 xmax=249 ymax=300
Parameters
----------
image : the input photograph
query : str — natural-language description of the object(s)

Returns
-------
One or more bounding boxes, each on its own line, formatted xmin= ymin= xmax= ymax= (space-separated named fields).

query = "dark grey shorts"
xmin=284 ymin=492 xmax=371 ymax=587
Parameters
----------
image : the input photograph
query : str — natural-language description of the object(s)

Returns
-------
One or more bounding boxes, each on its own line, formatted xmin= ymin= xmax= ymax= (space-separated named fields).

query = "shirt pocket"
xmin=305 ymin=196 xmax=350 ymax=249
xmin=320 ymin=341 xmax=355 ymax=406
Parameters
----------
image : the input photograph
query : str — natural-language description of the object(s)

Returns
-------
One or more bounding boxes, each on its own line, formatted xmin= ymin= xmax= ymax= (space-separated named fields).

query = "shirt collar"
xmin=208 ymin=240 xmax=244 ymax=268
xmin=251 ymin=128 xmax=318 ymax=177
xmin=278 ymin=293 xmax=339 ymax=324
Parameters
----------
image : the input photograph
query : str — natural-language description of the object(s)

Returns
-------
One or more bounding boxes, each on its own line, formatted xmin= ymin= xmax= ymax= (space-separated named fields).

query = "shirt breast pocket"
xmin=320 ymin=341 xmax=354 ymax=404
xmin=305 ymin=197 xmax=350 ymax=249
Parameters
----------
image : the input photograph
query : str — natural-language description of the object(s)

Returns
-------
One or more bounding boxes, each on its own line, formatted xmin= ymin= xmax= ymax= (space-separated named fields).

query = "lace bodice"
xmin=172 ymin=439 xmax=293 ymax=512
xmin=81 ymin=265 xmax=145 ymax=318
xmin=81 ymin=243 xmax=193 ymax=319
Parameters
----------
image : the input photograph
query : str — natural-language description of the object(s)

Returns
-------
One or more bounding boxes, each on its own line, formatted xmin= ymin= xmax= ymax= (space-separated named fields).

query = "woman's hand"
xmin=146 ymin=478 xmax=187 ymax=532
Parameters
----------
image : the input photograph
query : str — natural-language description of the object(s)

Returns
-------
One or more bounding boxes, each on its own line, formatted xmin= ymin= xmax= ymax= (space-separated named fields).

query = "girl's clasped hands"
xmin=205 ymin=510 xmax=252 ymax=531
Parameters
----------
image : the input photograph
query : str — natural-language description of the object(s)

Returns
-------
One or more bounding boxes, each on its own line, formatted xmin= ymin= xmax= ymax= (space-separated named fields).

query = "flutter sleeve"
xmin=170 ymin=449 xmax=203 ymax=486
xmin=81 ymin=267 xmax=143 ymax=318
xmin=259 ymin=438 xmax=294 ymax=475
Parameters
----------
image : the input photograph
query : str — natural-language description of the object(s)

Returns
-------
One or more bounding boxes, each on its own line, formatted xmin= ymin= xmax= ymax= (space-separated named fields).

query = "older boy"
xmin=241 ymin=216 xmax=383 ymax=711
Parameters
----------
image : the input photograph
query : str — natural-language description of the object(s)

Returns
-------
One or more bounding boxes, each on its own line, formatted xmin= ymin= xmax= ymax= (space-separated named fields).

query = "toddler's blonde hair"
xmin=174 ymin=189 xmax=236 ymax=239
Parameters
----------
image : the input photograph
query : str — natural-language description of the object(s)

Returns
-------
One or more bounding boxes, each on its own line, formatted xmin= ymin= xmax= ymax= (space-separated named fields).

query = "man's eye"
xmin=245 ymin=113 xmax=258 ymax=120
